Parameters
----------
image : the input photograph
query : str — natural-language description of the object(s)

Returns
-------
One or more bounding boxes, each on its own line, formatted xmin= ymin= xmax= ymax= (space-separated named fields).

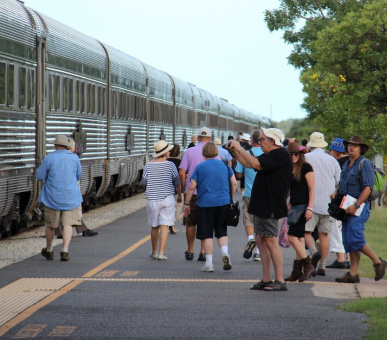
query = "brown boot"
xmin=285 ymin=260 xmax=303 ymax=282
xmin=299 ymin=257 xmax=315 ymax=282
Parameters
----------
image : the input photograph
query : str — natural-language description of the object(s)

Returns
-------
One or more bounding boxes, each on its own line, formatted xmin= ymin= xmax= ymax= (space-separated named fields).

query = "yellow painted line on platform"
xmin=82 ymin=234 xmax=151 ymax=278
xmin=0 ymin=280 xmax=82 ymax=337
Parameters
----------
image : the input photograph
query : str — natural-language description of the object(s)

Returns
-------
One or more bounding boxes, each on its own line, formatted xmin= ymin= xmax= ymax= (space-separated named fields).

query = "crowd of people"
xmin=36 ymin=128 xmax=386 ymax=291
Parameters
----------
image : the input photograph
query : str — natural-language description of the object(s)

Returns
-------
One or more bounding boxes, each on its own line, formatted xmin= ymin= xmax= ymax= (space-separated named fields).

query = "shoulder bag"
xmin=287 ymin=204 xmax=307 ymax=226
xmin=224 ymin=163 xmax=240 ymax=227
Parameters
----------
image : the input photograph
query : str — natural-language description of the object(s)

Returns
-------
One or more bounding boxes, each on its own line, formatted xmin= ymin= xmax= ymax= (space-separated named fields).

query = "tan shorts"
xmin=44 ymin=206 xmax=82 ymax=228
xmin=305 ymin=212 xmax=334 ymax=234
xmin=243 ymin=196 xmax=254 ymax=227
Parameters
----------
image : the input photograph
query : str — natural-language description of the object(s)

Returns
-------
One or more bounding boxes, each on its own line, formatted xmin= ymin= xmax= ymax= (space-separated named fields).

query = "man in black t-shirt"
xmin=228 ymin=128 xmax=292 ymax=291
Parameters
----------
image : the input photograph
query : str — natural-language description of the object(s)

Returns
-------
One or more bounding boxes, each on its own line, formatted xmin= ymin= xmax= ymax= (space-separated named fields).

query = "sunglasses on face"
xmin=290 ymin=152 xmax=299 ymax=157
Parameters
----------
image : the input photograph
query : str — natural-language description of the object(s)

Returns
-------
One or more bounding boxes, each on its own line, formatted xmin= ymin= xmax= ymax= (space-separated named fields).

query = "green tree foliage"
xmin=301 ymin=0 xmax=387 ymax=154
xmin=265 ymin=0 xmax=370 ymax=69
xmin=265 ymin=0 xmax=387 ymax=154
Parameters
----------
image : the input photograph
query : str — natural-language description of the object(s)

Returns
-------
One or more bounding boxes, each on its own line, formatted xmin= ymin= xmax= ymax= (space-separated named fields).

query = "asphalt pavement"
xmin=0 ymin=191 xmax=386 ymax=339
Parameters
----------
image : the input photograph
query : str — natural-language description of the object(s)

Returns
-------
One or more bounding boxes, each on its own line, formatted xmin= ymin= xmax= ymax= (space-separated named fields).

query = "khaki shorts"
xmin=44 ymin=206 xmax=82 ymax=228
xmin=243 ymin=196 xmax=254 ymax=227
xmin=305 ymin=212 xmax=334 ymax=234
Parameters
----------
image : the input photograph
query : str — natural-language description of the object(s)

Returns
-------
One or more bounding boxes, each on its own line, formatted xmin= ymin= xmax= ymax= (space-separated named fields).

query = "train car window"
xmin=63 ymin=77 xmax=68 ymax=111
xmin=75 ymin=80 xmax=79 ymax=112
xmin=28 ymin=69 xmax=35 ymax=109
xmin=19 ymin=67 xmax=26 ymax=108
xmin=96 ymin=86 xmax=101 ymax=115
xmin=0 ymin=62 xmax=4 ymax=104
xmin=79 ymin=82 xmax=85 ymax=113
xmin=8 ymin=64 xmax=14 ymax=106
xmin=55 ymin=76 xmax=60 ymax=111
xmin=49 ymin=75 xmax=54 ymax=110
xmin=90 ymin=84 xmax=95 ymax=114
xmin=69 ymin=79 xmax=73 ymax=112
xmin=110 ymin=90 xmax=115 ymax=118
xmin=101 ymin=87 xmax=106 ymax=116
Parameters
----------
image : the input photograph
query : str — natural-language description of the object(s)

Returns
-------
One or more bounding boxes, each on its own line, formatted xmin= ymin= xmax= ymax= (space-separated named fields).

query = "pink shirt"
xmin=179 ymin=142 xmax=220 ymax=194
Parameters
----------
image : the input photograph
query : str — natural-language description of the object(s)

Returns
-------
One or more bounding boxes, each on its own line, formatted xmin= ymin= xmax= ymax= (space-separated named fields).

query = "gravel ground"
xmin=0 ymin=193 xmax=147 ymax=269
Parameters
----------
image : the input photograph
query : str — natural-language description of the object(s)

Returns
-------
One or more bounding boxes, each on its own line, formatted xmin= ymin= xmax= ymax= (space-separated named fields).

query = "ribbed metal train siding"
xmin=0 ymin=112 xmax=36 ymax=171
xmin=0 ymin=0 xmax=36 ymax=50
xmin=107 ymin=45 xmax=147 ymax=94
xmin=40 ymin=13 xmax=106 ymax=79
xmin=0 ymin=175 xmax=33 ymax=216
xmin=45 ymin=114 xmax=107 ymax=160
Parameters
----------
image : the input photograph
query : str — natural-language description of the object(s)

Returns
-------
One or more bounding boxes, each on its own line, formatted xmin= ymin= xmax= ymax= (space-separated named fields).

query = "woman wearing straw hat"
xmin=141 ymin=140 xmax=182 ymax=260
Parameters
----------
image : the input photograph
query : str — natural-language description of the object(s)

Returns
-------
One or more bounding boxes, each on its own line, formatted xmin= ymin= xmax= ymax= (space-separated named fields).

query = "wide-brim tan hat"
xmin=343 ymin=136 xmax=369 ymax=153
xmin=153 ymin=140 xmax=174 ymax=158
xmin=261 ymin=128 xmax=284 ymax=147
xmin=52 ymin=135 xmax=73 ymax=148
xmin=307 ymin=132 xmax=328 ymax=148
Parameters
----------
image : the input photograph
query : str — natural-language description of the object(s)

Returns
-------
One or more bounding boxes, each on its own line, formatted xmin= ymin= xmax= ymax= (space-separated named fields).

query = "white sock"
xmin=205 ymin=255 xmax=213 ymax=265
xmin=47 ymin=247 xmax=53 ymax=252
xmin=221 ymin=246 xmax=228 ymax=255
xmin=248 ymin=235 xmax=254 ymax=242
xmin=62 ymin=247 xmax=68 ymax=253
xmin=253 ymin=246 xmax=260 ymax=255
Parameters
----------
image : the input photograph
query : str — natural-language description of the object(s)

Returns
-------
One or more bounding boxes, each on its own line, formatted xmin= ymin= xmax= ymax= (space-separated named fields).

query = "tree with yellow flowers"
xmin=265 ymin=0 xmax=387 ymax=154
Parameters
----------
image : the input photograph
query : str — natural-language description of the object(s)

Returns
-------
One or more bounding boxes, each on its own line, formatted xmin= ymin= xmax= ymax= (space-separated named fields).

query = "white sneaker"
xmin=149 ymin=252 xmax=158 ymax=260
xmin=253 ymin=253 xmax=261 ymax=261
xmin=201 ymin=263 xmax=214 ymax=272
xmin=158 ymin=254 xmax=168 ymax=260
xmin=222 ymin=253 xmax=232 ymax=270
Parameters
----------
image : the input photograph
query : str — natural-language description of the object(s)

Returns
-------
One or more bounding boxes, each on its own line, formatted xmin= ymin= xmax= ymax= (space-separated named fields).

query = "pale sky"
xmin=26 ymin=0 xmax=307 ymax=122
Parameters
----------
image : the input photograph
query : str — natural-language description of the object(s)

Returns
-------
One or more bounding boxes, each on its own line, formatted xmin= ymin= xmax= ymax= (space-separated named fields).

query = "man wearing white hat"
xmin=36 ymin=135 xmax=83 ymax=262
xmin=304 ymin=132 xmax=341 ymax=276
xmin=227 ymin=128 xmax=292 ymax=291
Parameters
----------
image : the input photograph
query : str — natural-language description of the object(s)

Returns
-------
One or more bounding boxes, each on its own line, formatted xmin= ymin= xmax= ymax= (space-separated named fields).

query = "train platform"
xmin=0 ymin=191 xmax=386 ymax=339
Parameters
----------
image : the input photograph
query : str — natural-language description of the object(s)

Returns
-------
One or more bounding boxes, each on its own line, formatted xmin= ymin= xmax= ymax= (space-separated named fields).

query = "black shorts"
xmin=196 ymin=204 xmax=229 ymax=239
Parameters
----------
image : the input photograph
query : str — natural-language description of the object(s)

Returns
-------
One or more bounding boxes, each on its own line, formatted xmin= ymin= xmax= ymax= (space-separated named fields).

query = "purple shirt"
xmin=179 ymin=142 xmax=220 ymax=194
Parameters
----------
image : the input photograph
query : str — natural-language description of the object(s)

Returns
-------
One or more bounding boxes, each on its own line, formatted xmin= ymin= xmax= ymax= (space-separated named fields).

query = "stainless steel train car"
xmin=0 ymin=0 xmax=270 ymax=237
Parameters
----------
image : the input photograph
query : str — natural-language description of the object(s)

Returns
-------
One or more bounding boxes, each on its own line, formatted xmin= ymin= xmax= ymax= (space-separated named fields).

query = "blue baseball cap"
xmin=330 ymin=138 xmax=345 ymax=153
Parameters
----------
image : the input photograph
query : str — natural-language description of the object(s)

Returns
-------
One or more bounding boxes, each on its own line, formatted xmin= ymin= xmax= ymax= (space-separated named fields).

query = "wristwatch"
xmin=354 ymin=202 xmax=360 ymax=209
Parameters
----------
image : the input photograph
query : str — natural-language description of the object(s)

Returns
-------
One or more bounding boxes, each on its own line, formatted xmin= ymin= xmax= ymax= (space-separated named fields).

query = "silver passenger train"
xmin=0 ymin=0 xmax=270 ymax=237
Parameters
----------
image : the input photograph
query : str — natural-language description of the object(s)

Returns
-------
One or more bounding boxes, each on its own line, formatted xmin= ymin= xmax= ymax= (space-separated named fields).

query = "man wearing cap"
xmin=235 ymin=129 xmax=263 ymax=261
xmin=228 ymin=128 xmax=292 ymax=291
xmin=36 ymin=135 xmax=83 ymax=262
xmin=326 ymin=138 xmax=350 ymax=269
xmin=304 ymin=132 xmax=341 ymax=276
xmin=179 ymin=127 xmax=219 ymax=261
xmin=214 ymin=138 xmax=232 ymax=166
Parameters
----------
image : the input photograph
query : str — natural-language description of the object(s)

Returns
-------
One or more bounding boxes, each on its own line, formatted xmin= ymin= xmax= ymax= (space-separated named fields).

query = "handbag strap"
xmin=223 ymin=162 xmax=232 ymax=204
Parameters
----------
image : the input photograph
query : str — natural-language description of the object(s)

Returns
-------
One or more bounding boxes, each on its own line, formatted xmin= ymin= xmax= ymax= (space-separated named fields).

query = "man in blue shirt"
xmin=235 ymin=130 xmax=263 ymax=261
xmin=36 ymin=135 xmax=83 ymax=261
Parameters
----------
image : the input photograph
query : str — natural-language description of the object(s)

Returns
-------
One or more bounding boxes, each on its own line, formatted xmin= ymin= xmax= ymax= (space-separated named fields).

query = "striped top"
xmin=141 ymin=161 xmax=180 ymax=201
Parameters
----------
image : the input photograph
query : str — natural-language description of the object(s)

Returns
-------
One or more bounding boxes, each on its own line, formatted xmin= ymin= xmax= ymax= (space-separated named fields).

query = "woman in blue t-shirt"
xmin=183 ymin=142 xmax=237 ymax=272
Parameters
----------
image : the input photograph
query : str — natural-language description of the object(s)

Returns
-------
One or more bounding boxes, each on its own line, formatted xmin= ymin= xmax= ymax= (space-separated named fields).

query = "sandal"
xmin=250 ymin=280 xmax=272 ymax=290
xmin=264 ymin=280 xmax=288 ymax=291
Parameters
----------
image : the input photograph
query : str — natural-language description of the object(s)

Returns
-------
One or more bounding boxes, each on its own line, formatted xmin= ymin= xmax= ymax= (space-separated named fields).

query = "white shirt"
xmin=305 ymin=148 xmax=341 ymax=214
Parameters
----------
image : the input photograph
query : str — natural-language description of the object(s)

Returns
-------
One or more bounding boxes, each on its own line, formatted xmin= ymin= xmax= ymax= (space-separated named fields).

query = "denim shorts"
xmin=341 ymin=204 xmax=370 ymax=253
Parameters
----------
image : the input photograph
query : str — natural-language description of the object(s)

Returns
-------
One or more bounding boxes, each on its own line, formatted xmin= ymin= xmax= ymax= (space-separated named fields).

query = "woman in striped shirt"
xmin=141 ymin=140 xmax=182 ymax=260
